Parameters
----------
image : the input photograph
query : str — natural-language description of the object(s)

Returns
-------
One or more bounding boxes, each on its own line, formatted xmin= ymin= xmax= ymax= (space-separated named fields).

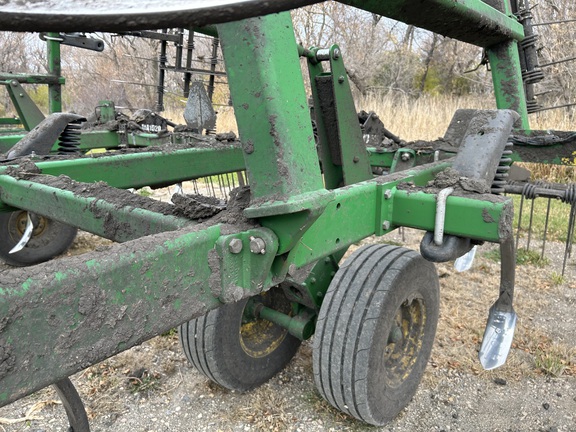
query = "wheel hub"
xmin=384 ymin=297 xmax=427 ymax=388
xmin=15 ymin=212 xmax=47 ymax=238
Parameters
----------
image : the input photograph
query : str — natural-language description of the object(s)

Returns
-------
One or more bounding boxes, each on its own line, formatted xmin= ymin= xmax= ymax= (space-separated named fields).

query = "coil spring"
xmin=491 ymin=142 xmax=513 ymax=194
xmin=58 ymin=120 xmax=82 ymax=155
xmin=562 ymin=183 xmax=576 ymax=205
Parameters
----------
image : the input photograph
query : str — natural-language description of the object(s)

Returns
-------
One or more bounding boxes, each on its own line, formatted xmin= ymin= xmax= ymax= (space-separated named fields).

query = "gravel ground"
xmin=1 ymin=228 xmax=575 ymax=432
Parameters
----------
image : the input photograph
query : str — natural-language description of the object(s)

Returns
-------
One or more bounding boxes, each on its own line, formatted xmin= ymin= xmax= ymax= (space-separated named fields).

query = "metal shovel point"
xmin=9 ymin=212 xmax=34 ymax=254
xmin=479 ymin=236 xmax=517 ymax=370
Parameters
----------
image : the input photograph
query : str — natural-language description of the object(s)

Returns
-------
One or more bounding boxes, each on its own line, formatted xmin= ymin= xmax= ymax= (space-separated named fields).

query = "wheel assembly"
xmin=179 ymin=286 xmax=301 ymax=391
xmin=0 ymin=210 xmax=77 ymax=266
xmin=313 ymin=244 xmax=440 ymax=426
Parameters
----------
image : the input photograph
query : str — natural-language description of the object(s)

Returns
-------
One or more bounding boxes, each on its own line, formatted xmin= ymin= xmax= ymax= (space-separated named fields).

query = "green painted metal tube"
xmin=0 ymin=175 xmax=191 ymax=241
xmin=342 ymin=0 xmax=524 ymax=47
xmin=288 ymin=162 xmax=512 ymax=268
xmin=390 ymin=189 xmax=513 ymax=240
xmin=0 ymin=224 xmax=224 ymax=407
xmin=487 ymin=40 xmax=530 ymax=129
xmin=0 ymin=146 xmax=245 ymax=198
xmin=46 ymin=33 xmax=62 ymax=114
xmin=217 ymin=13 xmax=324 ymax=205
xmin=0 ymin=73 xmax=65 ymax=85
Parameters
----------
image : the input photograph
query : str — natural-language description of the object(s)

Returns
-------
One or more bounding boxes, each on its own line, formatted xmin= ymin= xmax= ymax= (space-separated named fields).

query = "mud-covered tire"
xmin=0 ymin=210 xmax=77 ymax=266
xmin=178 ymin=287 xmax=301 ymax=392
xmin=313 ymin=244 xmax=440 ymax=426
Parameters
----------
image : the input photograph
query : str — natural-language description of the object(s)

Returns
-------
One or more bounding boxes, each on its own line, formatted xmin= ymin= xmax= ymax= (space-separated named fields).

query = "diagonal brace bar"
xmin=0 ymin=174 xmax=191 ymax=241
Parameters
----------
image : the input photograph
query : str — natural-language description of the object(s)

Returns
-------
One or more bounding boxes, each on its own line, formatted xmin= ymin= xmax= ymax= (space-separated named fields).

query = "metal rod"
xmin=207 ymin=37 xmax=220 ymax=103
xmin=532 ymin=18 xmax=576 ymax=26
xmin=531 ymin=102 xmax=576 ymax=113
xmin=539 ymin=56 xmax=576 ymax=68
xmin=563 ymin=204 xmax=576 ymax=276
xmin=183 ymin=29 xmax=194 ymax=98
xmin=175 ymin=29 xmax=184 ymax=71
xmin=156 ymin=30 xmax=168 ymax=112
xmin=527 ymin=197 xmax=535 ymax=250
xmin=541 ymin=198 xmax=551 ymax=259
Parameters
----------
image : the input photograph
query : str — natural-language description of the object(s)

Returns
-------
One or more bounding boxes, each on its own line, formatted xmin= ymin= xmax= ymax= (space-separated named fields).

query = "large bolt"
xmin=228 ymin=238 xmax=243 ymax=254
xmin=249 ymin=236 xmax=266 ymax=254
xmin=333 ymin=48 xmax=341 ymax=60
xmin=401 ymin=152 xmax=411 ymax=162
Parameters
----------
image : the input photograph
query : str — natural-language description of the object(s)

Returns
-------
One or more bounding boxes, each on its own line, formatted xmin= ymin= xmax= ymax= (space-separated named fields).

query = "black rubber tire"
xmin=313 ymin=244 xmax=440 ymax=426
xmin=0 ymin=210 xmax=77 ymax=266
xmin=178 ymin=287 xmax=301 ymax=392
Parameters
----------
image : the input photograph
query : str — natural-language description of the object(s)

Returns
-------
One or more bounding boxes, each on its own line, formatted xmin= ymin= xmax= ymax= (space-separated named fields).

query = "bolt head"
xmin=288 ymin=263 xmax=297 ymax=276
xmin=384 ymin=190 xmax=392 ymax=199
xmin=338 ymin=75 xmax=345 ymax=84
xmin=249 ymin=237 xmax=266 ymax=254
xmin=401 ymin=153 xmax=411 ymax=162
xmin=382 ymin=221 xmax=391 ymax=230
xmin=228 ymin=238 xmax=243 ymax=254
xmin=333 ymin=48 xmax=341 ymax=59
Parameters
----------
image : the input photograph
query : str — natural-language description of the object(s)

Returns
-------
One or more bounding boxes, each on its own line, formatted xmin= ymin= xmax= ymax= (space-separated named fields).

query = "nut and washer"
xmin=382 ymin=220 xmax=391 ymax=230
xmin=228 ymin=238 xmax=243 ymax=254
xmin=401 ymin=152 xmax=411 ymax=162
xmin=384 ymin=189 xmax=392 ymax=199
xmin=249 ymin=236 xmax=266 ymax=254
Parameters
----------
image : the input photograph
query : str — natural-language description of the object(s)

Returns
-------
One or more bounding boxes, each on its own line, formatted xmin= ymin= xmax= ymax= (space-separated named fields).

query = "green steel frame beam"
xmin=2 ymin=80 xmax=45 ymax=131
xmin=341 ymin=0 xmax=524 ymax=47
xmin=0 ymin=73 xmax=65 ymax=85
xmin=217 ymin=13 xmax=324 ymax=208
xmin=0 ymin=174 xmax=191 ymax=241
xmin=0 ymin=145 xmax=245 ymax=212
xmin=286 ymin=161 xmax=511 ymax=269
xmin=0 ymin=223 xmax=279 ymax=406
xmin=46 ymin=32 xmax=62 ymax=113
xmin=487 ymin=40 xmax=530 ymax=129
xmin=0 ymin=130 xmax=170 ymax=154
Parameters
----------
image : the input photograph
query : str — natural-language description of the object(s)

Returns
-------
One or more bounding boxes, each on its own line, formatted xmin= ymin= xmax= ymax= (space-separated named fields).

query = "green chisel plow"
xmin=0 ymin=1 xmax=573 ymax=429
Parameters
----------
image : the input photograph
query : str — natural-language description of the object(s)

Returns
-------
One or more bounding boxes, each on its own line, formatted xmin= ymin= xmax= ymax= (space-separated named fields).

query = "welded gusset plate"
xmin=0 ymin=0 xmax=321 ymax=32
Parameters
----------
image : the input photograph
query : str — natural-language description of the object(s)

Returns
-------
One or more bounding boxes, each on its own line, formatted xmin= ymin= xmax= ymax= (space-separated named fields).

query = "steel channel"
xmin=341 ymin=0 xmax=524 ymax=47
xmin=217 ymin=12 xmax=324 ymax=204
xmin=0 ymin=146 xmax=245 ymax=211
xmin=0 ymin=175 xmax=191 ymax=241
xmin=0 ymin=224 xmax=225 ymax=407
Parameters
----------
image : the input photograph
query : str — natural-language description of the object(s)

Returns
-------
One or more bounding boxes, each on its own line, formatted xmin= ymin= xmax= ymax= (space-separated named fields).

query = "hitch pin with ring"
xmin=434 ymin=187 xmax=477 ymax=271
xmin=434 ymin=187 xmax=454 ymax=246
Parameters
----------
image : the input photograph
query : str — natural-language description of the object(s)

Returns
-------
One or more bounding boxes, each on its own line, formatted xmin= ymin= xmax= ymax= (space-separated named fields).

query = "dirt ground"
xmin=0 ymin=223 xmax=575 ymax=432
